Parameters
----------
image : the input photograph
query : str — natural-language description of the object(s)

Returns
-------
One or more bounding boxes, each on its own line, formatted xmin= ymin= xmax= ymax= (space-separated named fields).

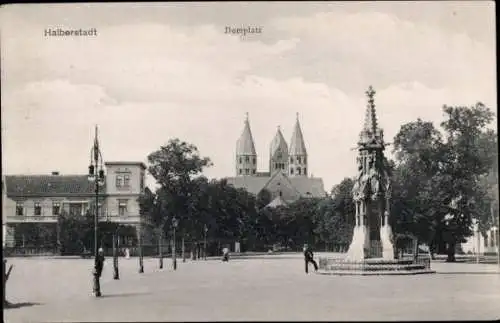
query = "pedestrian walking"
xmin=95 ymin=247 xmax=105 ymax=278
xmin=303 ymin=244 xmax=318 ymax=274
xmin=222 ymin=246 xmax=230 ymax=262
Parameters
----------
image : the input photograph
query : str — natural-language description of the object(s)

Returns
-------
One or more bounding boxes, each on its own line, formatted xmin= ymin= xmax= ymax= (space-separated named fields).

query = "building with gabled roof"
xmin=226 ymin=113 xmax=326 ymax=207
xmin=3 ymin=162 xmax=147 ymax=248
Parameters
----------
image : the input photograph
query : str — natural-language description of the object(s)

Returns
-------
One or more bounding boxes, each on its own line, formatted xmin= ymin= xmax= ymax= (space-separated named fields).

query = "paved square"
xmin=4 ymin=254 xmax=500 ymax=322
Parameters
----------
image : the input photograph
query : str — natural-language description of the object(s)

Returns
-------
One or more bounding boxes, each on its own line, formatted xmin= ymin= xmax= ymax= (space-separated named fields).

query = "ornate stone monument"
xmin=317 ymin=86 xmax=434 ymax=275
xmin=347 ymin=86 xmax=394 ymax=260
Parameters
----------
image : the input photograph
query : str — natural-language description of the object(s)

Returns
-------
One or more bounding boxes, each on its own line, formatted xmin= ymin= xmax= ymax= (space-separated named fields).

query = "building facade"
xmin=3 ymin=162 xmax=147 ymax=248
xmin=226 ymin=113 xmax=326 ymax=207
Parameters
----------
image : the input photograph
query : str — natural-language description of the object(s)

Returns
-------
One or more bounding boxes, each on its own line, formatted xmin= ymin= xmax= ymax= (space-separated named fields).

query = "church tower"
xmin=236 ymin=113 xmax=257 ymax=176
xmin=269 ymin=126 xmax=289 ymax=174
xmin=288 ymin=113 xmax=308 ymax=177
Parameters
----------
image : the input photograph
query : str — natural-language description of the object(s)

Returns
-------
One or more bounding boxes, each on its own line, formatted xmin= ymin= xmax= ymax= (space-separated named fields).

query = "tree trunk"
xmin=446 ymin=241 xmax=456 ymax=262
xmin=412 ymin=237 xmax=419 ymax=261
xmin=182 ymin=236 xmax=186 ymax=262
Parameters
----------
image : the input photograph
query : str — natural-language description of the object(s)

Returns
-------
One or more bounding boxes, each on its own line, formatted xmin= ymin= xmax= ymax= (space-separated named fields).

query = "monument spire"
xmin=364 ymin=86 xmax=378 ymax=135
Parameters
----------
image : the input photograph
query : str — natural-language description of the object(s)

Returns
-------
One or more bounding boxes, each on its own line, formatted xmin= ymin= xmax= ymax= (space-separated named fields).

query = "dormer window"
xmin=34 ymin=202 xmax=42 ymax=216
xmin=16 ymin=201 xmax=24 ymax=216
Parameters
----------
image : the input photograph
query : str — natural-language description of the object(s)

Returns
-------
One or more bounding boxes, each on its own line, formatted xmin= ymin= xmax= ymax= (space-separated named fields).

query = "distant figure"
xmin=95 ymin=248 xmax=105 ymax=278
xmin=125 ymin=248 xmax=130 ymax=259
xmin=303 ymin=244 xmax=318 ymax=274
xmin=222 ymin=247 xmax=230 ymax=262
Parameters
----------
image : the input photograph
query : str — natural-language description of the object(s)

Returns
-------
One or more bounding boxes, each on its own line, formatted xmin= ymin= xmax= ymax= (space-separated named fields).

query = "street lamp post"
xmin=138 ymin=222 xmax=144 ymax=273
xmin=112 ymin=229 xmax=119 ymax=280
xmin=88 ymin=125 xmax=106 ymax=297
xmin=204 ymin=224 xmax=208 ymax=260
xmin=172 ymin=217 xmax=178 ymax=270
xmin=159 ymin=227 xmax=164 ymax=269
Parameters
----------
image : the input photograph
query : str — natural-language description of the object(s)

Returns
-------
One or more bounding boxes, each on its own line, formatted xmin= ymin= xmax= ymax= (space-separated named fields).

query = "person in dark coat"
xmin=95 ymin=247 xmax=105 ymax=278
xmin=303 ymin=244 xmax=318 ymax=274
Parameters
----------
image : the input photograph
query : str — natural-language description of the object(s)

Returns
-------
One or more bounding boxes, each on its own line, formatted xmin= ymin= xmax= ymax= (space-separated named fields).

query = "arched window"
xmin=297 ymin=167 xmax=301 ymax=175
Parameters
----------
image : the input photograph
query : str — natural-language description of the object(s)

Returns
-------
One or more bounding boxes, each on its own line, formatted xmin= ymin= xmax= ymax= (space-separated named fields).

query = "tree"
xmin=391 ymin=119 xmax=446 ymax=256
xmin=146 ymin=138 xmax=212 ymax=259
xmin=439 ymin=103 xmax=495 ymax=261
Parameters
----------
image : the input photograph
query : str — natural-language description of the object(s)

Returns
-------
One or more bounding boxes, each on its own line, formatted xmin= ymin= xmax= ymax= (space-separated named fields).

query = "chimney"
xmin=51 ymin=171 xmax=60 ymax=176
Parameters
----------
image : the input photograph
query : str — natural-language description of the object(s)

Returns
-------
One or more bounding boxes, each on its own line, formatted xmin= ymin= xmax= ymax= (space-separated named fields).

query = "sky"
xmin=1 ymin=1 xmax=497 ymax=192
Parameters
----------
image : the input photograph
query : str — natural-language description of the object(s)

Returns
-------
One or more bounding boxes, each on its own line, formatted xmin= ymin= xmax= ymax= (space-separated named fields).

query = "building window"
xmin=118 ymin=200 xmax=128 ymax=216
xmin=279 ymin=191 xmax=283 ymax=197
xmin=52 ymin=202 xmax=61 ymax=215
xmin=297 ymin=167 xmax=301 ymax=175
xmin=116 ymin=175 xmax=123 ymax=188
xmin=239 ymin=169 xmax=242 ymax=175
xmin=252 ymin=169 xmax=256 ymax=174
xmin=297 ymin=157 xmax=301 ymax=164
xmin=140 ymin=174 xmax=145 ymax=191
xmin=245 ymin=169 xmax=249 ymax=175
xmin=16 ymin=202 xmax=24 ymax=216
xmin=123 ymin=174 xmax=130 ymax=187
xmin=253 ymin=157 xmax=256 ymax=165
xmin=304 ymin=167 xmax=307 ymax=176
xmin=239 ymin=157 xmax=242 ymax=164
xmin=290 ymin=168 xmax=294 ymax=175
xmin=290 ymin=157 xmax=294 ymax=163
xmin=245 ymin=156 xmax=250 ymax=163
xmin=34 ymin=202 xmax=42 ymax=216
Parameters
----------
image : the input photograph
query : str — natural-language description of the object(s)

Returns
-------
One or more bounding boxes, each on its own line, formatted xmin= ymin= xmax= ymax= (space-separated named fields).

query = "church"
xmin=225 ymin=113 xmax=326 ymax=208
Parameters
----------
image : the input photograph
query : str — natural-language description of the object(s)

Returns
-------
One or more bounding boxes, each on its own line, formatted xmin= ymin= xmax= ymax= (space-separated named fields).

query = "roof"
xmin=5 ymin=175 xmax=104 ymax=197
xmin=236 ymin=114 xmax=257 ymax=155
xmin=289 ymin=115 xmax=307 ymax=156
xmin=225 ymin=174 xmax=326 ymax=198
xmin=105 ymin=162 xmax=146 ymax=169
xmin=269 ymin=126 xmax=288 ymax=156
xmin=266 ymin=196 xmax=288 ymax=208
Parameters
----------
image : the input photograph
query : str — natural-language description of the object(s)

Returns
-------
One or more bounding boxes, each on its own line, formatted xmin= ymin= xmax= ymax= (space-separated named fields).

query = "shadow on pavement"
xmin=98 ymin=292 xmax=151 ymax=299
xmin=4 ymin=301 xmax=42 ymax=309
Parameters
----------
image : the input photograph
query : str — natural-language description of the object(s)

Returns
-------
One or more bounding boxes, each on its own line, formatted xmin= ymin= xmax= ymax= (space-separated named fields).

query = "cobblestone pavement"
xmin=4 ymin=254 xmax=500 ymax=322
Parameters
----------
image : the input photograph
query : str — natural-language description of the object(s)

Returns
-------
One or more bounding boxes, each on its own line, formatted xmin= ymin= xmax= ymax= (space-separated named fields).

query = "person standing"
xmin=303 ymin=244 xmax=318 ymax=274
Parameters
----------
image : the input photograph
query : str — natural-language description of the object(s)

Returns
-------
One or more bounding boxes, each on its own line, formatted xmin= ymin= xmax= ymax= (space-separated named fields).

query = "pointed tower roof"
xmin=270 ymin=125 xmax=288 ymax=156
xmin=289 ymin=113 xmax=307 ymax=155
xmin=359 ymin=86 xmax=384 ymax=145
xmin=236 ymin=112 xmax=257 ymax=155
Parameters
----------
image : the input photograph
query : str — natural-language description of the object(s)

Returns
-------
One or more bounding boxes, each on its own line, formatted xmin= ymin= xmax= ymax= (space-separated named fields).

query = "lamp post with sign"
xmin=172 ymin=217 xmax=178 ymax=270
xmin=88 ymin=125 xmax=106 ymax=297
